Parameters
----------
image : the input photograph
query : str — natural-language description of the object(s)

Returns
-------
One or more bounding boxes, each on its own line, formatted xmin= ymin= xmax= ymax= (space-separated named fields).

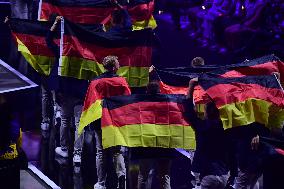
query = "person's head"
xmin=111 ymin=9 xmax=126 ymax=26
xmin=191 ymin=57 xmax=205 ymax=68
xmin=146 ymin=81 xmax=160 ymax=94
xmin=204 ymin=101 xmax=220 ymax=120
xmin=102 ymin=55 xmax=120 ymax=72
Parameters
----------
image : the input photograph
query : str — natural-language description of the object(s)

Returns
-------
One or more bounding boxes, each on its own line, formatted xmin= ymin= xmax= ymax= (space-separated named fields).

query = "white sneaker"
xmin=41 ymin=122 xmax=50 ymax=131
xmin=55 ymin=147 xmax=68 ymax=158
xmin=94 ymin=183 xmax=106 ymax=189
xmin=73 ymin=149 xmax=81 ymax=165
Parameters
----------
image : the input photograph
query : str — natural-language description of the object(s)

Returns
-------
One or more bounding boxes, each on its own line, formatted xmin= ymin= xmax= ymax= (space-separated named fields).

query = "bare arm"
xmin=186 ymin=78 xmax=198 ymax=100
xmin=184 ymin=78 xmax=201 ymax=130
xmin=50 ymin=16 xmax=62 ymax=31
xmin=46 ymin=16 xmax=62 ymax=57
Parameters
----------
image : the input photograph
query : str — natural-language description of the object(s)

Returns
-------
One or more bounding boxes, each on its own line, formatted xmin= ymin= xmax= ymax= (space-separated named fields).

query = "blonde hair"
xmin=102 ymin=55 xmax=119 ymax=70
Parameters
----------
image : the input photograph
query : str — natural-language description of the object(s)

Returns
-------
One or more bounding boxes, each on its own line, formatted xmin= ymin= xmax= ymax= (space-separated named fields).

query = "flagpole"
xmin=273 ymin=73 xmax=283 ymax=91
xmin=37 ymin=0 xmax=43 ymax=21
xmin=58 ymin=18 xmax=64 ymax=76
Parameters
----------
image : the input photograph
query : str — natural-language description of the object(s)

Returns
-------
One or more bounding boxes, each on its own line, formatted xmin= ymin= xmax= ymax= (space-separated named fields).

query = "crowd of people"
xmin=165 ymin=0 xmax=284 ymax=54
xmin=1 ymin=0 xmax=284 ymax=189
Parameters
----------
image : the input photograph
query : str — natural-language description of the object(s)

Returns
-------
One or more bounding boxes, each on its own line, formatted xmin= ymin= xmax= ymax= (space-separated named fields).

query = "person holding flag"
xmin=84 ymin=55 xmax=131 ymax=189
xmin=45 ymin=16 xmax=89 ymax=162
xmin=184 ymin=78 xmax=230 ymax=189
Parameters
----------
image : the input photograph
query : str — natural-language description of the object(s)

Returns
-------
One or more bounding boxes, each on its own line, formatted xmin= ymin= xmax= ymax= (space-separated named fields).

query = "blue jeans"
xmin=94 ymin=126 xmax=126 ymax=186
xmin=60 ymin=94 xmax=83 ymax=150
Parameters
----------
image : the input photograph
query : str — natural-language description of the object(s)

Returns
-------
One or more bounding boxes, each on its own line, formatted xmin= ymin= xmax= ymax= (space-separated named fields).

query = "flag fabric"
xmin=155 ymin=69 xmax=211 ymax=104
xmin=156 ymin=54 xmax=284 ymax=102
xmin=9 ymin=18 xmax=154 ymax=87
xmin=39 ymin=0 xmax=157 ymax=29
xmin=101 ymin=94 xmax=195 ymax=149
xmin=62 ymin=20 xmax=154 ymax=87
xmin=198 ymin=75 xmax=284 ymax=130
xmin=214 ymin=55 xmax=284 ymax=85
xmin=78 ymin=73 xmax=131 ymax=134
xmin=9 ymin=18 xmax=60 ymax=75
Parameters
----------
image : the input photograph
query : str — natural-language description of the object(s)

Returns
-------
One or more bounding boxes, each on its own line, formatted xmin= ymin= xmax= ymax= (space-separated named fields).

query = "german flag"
xmin=155 ymin=69 xmax=211 ymax=104
xmin=156 ymin=54 xmax=284 ymax=101
xmin=62 ymin=19 xmax=154 ymax=87
xmin=101 ymin=94 xmax=195 ymax=149
xmin=9 ymin=18 xmax=60 ymax=75
xmin=39 ymin=0 xmax=157 ymax=29
xmin=214 ymin=55 xmax=284 ymax=85
xmin=198 ymin=75 xmax=284 ymax=130
xmin=78 ymin=73 xmax=131 ymax=134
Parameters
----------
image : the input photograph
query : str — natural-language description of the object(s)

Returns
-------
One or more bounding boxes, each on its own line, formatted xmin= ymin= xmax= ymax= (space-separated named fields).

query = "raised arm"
xmin=184 ymin=78 xmax=201 ymax=129
xmin=46 ymin=16 xmax=62 ymax=57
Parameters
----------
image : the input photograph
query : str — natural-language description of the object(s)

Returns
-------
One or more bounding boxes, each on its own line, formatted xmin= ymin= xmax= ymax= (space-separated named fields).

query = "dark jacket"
xmin=225 ymin=123 xmax=270 ymax=172
xmin=184 ymin=98 xmax=228 ymax=177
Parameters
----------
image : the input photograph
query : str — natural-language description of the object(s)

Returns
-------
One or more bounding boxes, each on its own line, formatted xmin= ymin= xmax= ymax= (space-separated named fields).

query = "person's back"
xmin=92 ymin=72 xmax=130 ymax=98
xmin=185 ymin=101 xmax=228 ymax=177
xmin=192 ymin=119 xmax=228 ymax=176
xmin=185 ymin=78 xmax=229 ymax=189
xmin=92 ymin=55 xmax=130 ymax=189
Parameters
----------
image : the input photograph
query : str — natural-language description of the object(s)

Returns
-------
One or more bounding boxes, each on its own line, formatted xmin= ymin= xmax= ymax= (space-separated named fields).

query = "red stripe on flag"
xmin=63 ymin=35 xmax=152 ymax=67
xmin=41 ymin=2 xmax=113 ymax=24
xmin=13 ymin=33 xmax=59 ymax=56
xmin=206 ymin=83 xmax=284 ymax=108
xmin=102 ymin=101 xmax=190 ymax=127
xmin=275 ymin=148 xmax=284 ymax=156
xmin=221 ymin=61 xmax=282 ymax=82
xmin=82 ymin=77 xmax=131 ymax=111
xmin=159 ymin=81 xmax=211 ymax=104
xmin=41 ymin=2 xmax=155 ymax=24
xmin=128 ymin=1 xmax=154 ymax=21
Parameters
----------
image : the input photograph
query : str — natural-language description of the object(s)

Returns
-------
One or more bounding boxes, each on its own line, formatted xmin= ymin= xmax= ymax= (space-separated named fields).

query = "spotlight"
xmin=202 ymin=6 xmax=206 ymax=10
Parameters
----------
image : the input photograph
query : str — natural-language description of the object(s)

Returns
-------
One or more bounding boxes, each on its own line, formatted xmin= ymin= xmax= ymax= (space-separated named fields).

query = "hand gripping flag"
xmin=198 ymin=75 xmax=284 ymax=130
xmin=78 ymin=73 xmax=131 ymax=135
xmin=101 ymin=94 xmax=195 ymax=149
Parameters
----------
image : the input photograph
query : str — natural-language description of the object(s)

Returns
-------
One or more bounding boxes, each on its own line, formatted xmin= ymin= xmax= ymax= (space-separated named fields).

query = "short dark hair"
xmin=147 ymin=81 xmax=160 ymax=94
xmin=111 ymin=9 xmax=126 ymax=25
xmin=102 ymin=55 xmax=119 ymax=71
xmin=191 ymin=57 xmax=205 ymax=67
